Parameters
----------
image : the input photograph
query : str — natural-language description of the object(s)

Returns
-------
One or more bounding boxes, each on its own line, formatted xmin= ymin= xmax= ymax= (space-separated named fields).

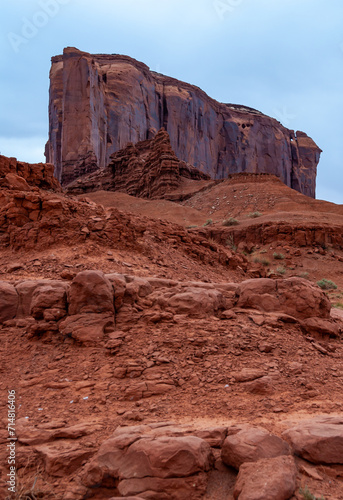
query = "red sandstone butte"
xmin=45 ymin=47 xmax=321 ymax=196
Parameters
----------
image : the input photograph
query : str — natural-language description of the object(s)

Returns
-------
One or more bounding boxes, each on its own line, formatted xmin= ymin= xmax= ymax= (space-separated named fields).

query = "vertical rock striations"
xmin=46 ymin=47 xmax=321 ymax=197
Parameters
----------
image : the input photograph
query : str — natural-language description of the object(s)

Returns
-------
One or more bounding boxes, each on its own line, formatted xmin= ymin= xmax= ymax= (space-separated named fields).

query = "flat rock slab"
xmin=282 ymin=416 xmax=343 ymax=464
xmin=300 ymin=317 xmax=339 ymax=338
xmin=17 ymin=419 xmax=102 ymax=445
xmin=34 ymin=440 xmax=95 ymax=477
xmin=232 ymin=368 xmax=265 ymax=383
xmin=117 ymin=474 xmax=208 ymax=500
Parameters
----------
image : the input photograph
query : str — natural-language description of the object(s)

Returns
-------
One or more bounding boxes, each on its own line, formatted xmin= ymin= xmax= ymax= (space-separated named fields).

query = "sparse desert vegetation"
xmin=223 ymin=217 xmax=239 ymax=226
xmin=317 ymin=278 xmax=337 ymax=290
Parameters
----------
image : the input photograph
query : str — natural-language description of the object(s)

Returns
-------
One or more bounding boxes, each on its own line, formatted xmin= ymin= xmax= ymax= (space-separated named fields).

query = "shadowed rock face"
xmin=46 ymin=47 xmax=321 ymax=197
xmin=66 ymin=128 xmax=211 ymax=199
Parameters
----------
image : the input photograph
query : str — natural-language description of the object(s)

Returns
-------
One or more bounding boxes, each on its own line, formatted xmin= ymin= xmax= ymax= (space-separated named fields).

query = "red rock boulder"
xmin=237 ymin=277 xmax=330 ymax=319
xmin=117 ymin=436 xmax=213 ymax=479
xmin=221 ymin=425 xmax=291 ymax=469
xmin=300 ymin=317 xmax=340 ymax=338
xmin=30 ymin=283 xmax=68 ymax=320
xmin=233 ymin=455 xmax=297 ymax=500
xmin=0 ymin=281 xmax=18 ymax=323
xmin=68 ymin=270 xmax=114 ymax=315
xmin=82 ymin=430 xmax=213 ymax=499
xmin=282 ymin=416 xmax=343 ymax=464
xmin=277 ymin=277 xmax=331 ymax=319
xmin=59 ymin=313 xmax=115 ymax=346
xmin=151 ymin=286 xmax=225 ymax=317
xmin=16 ymin=279 xmax=66 ymax=318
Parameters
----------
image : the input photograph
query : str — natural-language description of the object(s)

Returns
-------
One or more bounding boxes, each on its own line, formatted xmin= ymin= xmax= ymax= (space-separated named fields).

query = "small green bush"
xmin=317 ymin=279 xmax=337 ymax=291
xmin=203 ymin=219 xmax=213 ymax=227
xmin=299 ymin=485 xmax=325 ymax=500
xmin=276 ymin=266 xmax=286 ymax=275
xmin=248 ymin=211 xmax=262 ymax=218
xmin=223 ymin=217 xmax=239 ymax=226
xmin=299 ymin=272 xmax=309 ymax=279
xmin=333 ymin=302 xmax=343 ymax=310
xmin=186 ymin=225 xmax=198 ymax=229
xmin=273 ymin=252 xmax=285 ymax=260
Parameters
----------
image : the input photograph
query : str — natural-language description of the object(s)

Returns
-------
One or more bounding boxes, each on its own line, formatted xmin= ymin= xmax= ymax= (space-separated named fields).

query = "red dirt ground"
xmin=1 ymin=172 xmax=343 ymax=499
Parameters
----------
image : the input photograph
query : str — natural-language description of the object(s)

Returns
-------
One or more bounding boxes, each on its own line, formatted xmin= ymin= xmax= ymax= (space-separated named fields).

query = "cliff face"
xmin=46 ymin=47 xmax=322 ymax=197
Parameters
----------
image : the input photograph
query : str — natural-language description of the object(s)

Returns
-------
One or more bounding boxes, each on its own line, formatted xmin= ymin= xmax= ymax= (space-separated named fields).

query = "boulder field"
xmin=1 ymin=269 xmax=343 ymax=497
xmin=0 ymin=270 xmax=338 ymax=343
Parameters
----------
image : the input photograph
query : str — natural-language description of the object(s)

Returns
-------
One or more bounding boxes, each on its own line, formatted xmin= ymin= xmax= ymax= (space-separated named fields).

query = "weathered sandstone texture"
xmin=0 ymin=272 xmax=336 ymax=348
xmin=0 ymin=155 xmax=61 ymax=192
xmin=45 ymin=47 xmax=321 ymax=196
xmin=67 ymin=128 xmax=210 ymax=199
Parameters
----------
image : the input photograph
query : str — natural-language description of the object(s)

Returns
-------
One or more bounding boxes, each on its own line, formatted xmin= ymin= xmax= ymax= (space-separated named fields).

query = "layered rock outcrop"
xmin=46 ymin=47 xmax=321 ymax=196
xmin=13 ymin=417 xmax=343 ymax=499
xmin=0 ymin=155 xmax=243 ymax=273
xmin=0 ymin=271 xmax=337 ymax=347
xmin=67 ymin=128 xmax=210 ymax=199
xmin=0 ymin=155 xmax=61 ymax=192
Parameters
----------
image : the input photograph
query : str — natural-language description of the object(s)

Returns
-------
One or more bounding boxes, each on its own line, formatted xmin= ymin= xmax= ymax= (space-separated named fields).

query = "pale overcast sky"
xmin=0 ymin=0 xmax=342 ymax=203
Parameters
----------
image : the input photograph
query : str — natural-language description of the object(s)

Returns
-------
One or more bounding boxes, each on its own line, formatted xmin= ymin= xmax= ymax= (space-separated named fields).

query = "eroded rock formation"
xmin=0 ymin=271 xmax=335 ymax=344
xmin=0 ymin=154 xmax=243 ymax=275
xmin=0 ymin=155 xmax=61 ymax=192
xmin=67 ymin=128 xmax=210 ymax=199
xmin=46 ymin=47 xmax=321 ymax=196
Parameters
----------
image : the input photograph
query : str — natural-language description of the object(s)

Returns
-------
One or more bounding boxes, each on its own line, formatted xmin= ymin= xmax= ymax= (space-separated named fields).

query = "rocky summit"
xmin=1 ymin=48 xmax=343 ymax=500
xmin=45 ymin=47 xmax=321 ymax=197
